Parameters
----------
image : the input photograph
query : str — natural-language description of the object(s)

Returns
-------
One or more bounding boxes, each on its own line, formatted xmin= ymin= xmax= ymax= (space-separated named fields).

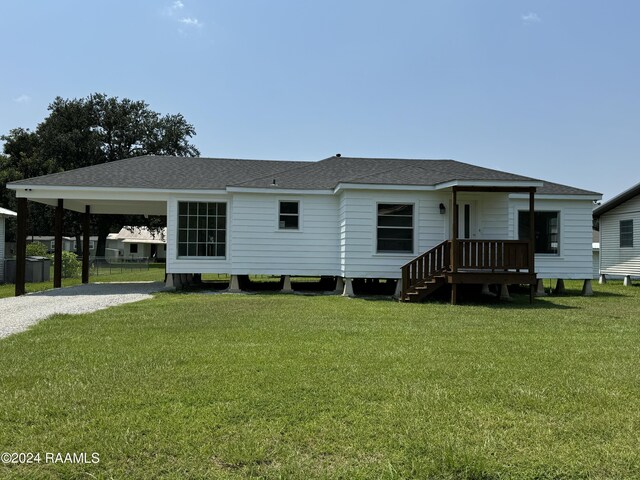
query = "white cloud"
xmin=162 ymin=1 xmax=204 ymax=33
xmin=522 ymin=12 xmax=541 ymax=24
xmin=179 ymin=17 xmax=202 ymax=27
xmin=13 ymin=94 xmax=31 ymax=104
xmin=163 ymin=0 xmax=184 ymax=17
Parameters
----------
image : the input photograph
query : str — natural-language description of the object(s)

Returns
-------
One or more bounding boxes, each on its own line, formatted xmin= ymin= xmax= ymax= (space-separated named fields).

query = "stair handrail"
xmin=401 ymin=240 xmax=450 ymax=300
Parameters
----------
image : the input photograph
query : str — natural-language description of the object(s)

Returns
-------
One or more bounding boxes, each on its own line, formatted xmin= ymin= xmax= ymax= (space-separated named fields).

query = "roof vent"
xmin=271 ymin=178 xmax=277 ymax=187
xmin=335 ymin=153 xmax=342 ymax=157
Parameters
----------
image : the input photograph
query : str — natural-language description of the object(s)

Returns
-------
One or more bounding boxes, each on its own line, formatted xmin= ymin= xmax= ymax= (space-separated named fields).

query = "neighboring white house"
xmin=7 ymin=155 xmax=601 ymax=300
xmin=593 ymin=181 xmax=640 ymax=285
xmin=27 ymin=235 xmax=75 ymax=253
xmin=592 ymin=230 xmax=600 ymax=280
xmin=25 ymin=235 xmax=98 ymax=255
xmin=1 ymin=207 xmax=18 ymax=283
xmin=106 ymin=226 xmax=167 ymax=261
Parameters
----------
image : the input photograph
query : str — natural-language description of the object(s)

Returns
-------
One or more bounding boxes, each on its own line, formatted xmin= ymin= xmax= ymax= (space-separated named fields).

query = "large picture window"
xmin=377 ymin=204 xmax=414 ymax=253
xmin=518 ymin=211 xmax=559 ymax=254
xmin=178 ymin=202 xmax=226 ymax=257
xmin=620 ymin=220 xmax=633 ymax=248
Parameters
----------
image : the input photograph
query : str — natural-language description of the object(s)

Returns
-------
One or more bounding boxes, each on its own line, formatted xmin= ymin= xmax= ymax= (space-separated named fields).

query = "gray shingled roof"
xmin=8 ymin=155 xmax=600 ymax=196
xmin=235 ymin=157 xmax=537 ymax=189
xmin=9 ymin=156 xmax=308 ymax=190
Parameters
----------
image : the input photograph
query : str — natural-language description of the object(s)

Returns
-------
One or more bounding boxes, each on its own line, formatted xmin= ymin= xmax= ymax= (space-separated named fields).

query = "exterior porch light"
xmin=439 ymin=203 xmax=446 ymax=214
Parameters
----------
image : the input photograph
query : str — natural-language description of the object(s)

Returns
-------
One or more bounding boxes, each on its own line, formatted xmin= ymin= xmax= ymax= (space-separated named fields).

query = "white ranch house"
xmin=593 ymin=181 xmax=640 ymax=286
xmin=7 ymin=155 xmax=601 ymax=302
xmin=106 ymin=226 xmax=167 ymax=261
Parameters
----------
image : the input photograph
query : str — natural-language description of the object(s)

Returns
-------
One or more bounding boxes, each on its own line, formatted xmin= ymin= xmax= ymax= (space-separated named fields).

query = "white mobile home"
xmin=593 ymin=181 xmax=640 ymax=285
xmin=7 ymin=155 xmax=601 ymax=302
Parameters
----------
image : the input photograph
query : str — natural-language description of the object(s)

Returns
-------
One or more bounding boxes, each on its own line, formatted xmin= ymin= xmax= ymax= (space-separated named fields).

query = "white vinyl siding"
xmin=508 ymin=198 xmax=593 ymax=279
xmin=340 ymin=190 xmax=448 ymax=278
xmin=231 ymin=194 xmax=339 ymax=276
xmin=599 ymin=194 xmax=640 ymax=276
xmin=162 ymin=190 xmax=596 ymax=281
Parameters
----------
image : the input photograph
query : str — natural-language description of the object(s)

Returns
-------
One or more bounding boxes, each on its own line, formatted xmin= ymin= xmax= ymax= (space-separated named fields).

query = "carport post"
xmin=15 ymin=198 xmax=27 ymax=296
xmin=82 ymin=205 xmax=90 ymax=284
xmin=53 ymin=199 xmax=63 ymax=288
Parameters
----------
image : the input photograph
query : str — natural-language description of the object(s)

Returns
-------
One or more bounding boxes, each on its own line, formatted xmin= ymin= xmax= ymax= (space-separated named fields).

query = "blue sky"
xmin=1 ymin=1 xmax=638 ymax=201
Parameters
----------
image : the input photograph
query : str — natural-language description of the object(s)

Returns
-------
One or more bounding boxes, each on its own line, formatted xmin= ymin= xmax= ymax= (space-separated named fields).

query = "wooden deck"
xmin=400 ymin=239 xmax=537 ymax=304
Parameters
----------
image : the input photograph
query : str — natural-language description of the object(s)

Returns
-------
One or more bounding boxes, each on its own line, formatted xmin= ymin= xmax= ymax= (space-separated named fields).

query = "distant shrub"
xmin=26 ymin=242 xmax=50 ymax=258
xmin=61 ymin=251 xmax=81 ymax=278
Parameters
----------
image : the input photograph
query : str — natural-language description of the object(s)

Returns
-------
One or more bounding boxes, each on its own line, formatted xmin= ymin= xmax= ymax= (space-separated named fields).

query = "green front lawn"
xmin=1 ymin=282 xmax=639 ymax=478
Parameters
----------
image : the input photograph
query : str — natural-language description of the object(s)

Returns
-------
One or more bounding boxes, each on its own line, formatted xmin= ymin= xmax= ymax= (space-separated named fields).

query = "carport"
xmin=10 ymin=188 xmax=167 ymax=296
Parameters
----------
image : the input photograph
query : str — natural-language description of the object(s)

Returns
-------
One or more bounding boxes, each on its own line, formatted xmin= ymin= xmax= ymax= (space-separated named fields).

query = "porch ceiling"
xmin=24 ymin=197 xmax=166 ymax=216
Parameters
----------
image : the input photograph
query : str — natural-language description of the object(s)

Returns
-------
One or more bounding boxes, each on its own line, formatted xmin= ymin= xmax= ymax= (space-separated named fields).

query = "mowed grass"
xmin=1 ymin=282 xmax=639 ymax=479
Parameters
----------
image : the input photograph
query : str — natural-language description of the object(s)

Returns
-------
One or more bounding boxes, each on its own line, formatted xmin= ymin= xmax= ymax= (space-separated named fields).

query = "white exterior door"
xmin=451 ymin=200 xmax=478 ymax=239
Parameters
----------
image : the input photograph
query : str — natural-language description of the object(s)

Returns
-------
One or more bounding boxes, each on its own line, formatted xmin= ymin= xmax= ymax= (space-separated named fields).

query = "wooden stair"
xmin=400 ymin=240 xmax=450 ymax=302
xmin=400 ymin=239 xmax=537 ymax=304
xmin=402 ymin=275 xmax=446 ymax=302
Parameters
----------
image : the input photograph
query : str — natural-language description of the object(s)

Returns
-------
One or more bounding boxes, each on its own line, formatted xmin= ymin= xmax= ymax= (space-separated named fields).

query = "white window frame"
xmin=375 ymin=202 xmax=416 ymax=255
xmin=277 ymin=200 xmax=302 ymax=231
xmin=518 ymin=209 xmax=561 ymax=256
xmin=177 ymin=201 xmax=228 ymax=259
xmin=620 ymin=219 xmax=633 ymax=248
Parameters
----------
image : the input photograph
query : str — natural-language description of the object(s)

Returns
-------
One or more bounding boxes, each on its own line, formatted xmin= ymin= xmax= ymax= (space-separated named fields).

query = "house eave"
xmin=8 ymin=184 xmax=228 ymax=198
xmin=509 ymin=193 xmax=603 ymax=201
xmin=333 ymin=179 xmax=543 ymax=193
xmin=435 ymin=180 xmax=544 ymax=190
xmin=593 ymin=181 xmax=640 ymax=218
xmin=334 ymin=183 xmax=436 ymax=193
xmin=225 ymin=186 xmax=334 ymax=195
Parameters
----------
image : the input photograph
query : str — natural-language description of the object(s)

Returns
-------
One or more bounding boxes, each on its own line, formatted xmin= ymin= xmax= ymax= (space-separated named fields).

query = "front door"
xmin=455 ymin=201 xmax=477 ymax=239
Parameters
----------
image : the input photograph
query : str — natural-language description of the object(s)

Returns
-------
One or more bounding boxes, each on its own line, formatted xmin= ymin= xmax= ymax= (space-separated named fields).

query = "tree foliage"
xmin=25 ymin=242 xmax=50 ymax=258
xmin=1 ymin=93 xmax=199 ymax=252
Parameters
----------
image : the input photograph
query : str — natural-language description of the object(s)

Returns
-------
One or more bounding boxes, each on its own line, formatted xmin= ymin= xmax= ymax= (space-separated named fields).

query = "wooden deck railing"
xmin=401 ymin=239 xmax=532 ymax=300
xmin=454 ymin=239 xmax=530 ymax=272
xmin=401 ymin=240 xmax=450 ymax=300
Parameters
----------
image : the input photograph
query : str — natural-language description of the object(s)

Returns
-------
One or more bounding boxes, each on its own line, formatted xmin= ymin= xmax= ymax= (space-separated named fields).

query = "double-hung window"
xmin=620 ymin=220 xmax=633 ymax=248
xmin=279 ymin=201 xmax=299 ymax=230
xmin=377 ymin=204 xmax=414 ymax=253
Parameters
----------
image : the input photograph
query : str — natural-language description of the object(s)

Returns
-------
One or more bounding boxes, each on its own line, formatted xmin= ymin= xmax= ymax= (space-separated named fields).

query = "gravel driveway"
xmin=0 ymin=282 xmax=164 ymax=339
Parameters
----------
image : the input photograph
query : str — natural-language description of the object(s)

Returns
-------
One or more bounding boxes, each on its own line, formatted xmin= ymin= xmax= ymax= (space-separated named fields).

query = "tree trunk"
xmin=95 ymin=218 xmax=112 ymax=258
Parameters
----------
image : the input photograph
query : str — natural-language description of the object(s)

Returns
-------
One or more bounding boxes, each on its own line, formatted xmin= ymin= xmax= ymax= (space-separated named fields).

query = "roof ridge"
xmin=230 ymin=160 xmax=318 ymax=187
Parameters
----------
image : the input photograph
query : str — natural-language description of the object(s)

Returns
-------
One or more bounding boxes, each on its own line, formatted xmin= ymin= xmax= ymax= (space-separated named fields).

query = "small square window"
xmin=279 ymin=201 xmax=299 ymax=230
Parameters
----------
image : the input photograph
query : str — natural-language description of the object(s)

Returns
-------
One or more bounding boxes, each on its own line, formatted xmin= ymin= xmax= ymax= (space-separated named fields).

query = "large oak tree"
xmin=1 ymin=93 xmax=199 ymax=255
